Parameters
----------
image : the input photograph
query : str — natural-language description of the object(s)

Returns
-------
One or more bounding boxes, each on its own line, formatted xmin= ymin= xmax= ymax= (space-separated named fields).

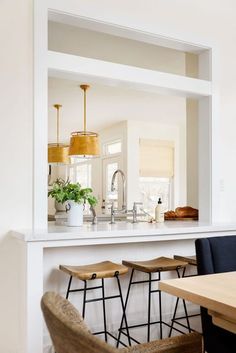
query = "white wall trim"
xmin=48 ymin=51 xmax=211 ymax=98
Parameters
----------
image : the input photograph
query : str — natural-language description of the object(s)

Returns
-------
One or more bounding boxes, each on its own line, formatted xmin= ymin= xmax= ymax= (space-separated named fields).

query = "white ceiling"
xmin=48 ymin=77 xmax=186 ymax=143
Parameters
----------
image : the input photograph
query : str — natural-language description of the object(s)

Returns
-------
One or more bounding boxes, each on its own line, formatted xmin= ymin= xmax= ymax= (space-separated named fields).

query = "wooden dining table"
xmin=159 ymin=271 xmax=236 ymax=334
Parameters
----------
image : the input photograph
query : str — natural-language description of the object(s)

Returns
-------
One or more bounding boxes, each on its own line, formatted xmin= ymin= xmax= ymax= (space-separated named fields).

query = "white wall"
xmin=48 ymin=79 xmax=187 ymax=137
xmin=186 ymin=99 xmax=199 ymax=208
xmin=0 ymin=1 xmax=33 ymax=352
xmin=48 ymin=21 xmax=187 ymax=76
xmin=186 ymin=54 xmax=199 ymax=208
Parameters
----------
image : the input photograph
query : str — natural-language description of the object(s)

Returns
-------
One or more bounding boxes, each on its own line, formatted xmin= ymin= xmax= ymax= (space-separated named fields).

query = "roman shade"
xmin=139 ymin=139 xmax=174 ymax=177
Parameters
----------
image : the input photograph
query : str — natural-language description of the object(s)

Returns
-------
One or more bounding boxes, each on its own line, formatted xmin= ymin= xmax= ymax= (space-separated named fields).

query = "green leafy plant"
xmin=48 ymin=178 xmax=97 ymax=207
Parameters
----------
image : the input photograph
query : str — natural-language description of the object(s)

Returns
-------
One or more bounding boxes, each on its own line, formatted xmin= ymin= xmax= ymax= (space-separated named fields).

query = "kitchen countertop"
xmin=12 ymin=221 xmax=236 ymax=245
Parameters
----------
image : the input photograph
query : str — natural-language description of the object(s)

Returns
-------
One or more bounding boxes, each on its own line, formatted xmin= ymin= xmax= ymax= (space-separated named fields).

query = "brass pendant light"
xmin=48 ymin=104 xmax=70 ymax=164
xmin=69 ymin=85 xmax=100 ymax=158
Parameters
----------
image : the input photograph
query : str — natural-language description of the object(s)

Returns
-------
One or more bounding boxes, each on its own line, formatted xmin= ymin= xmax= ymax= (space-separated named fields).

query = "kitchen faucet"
xmin=111 ymin=169 xmax=126 ymax=211
xmin=90 ymin=206 xmax=97 ymax=225
xmin=110 ymin=169 xmax=126 ymax=223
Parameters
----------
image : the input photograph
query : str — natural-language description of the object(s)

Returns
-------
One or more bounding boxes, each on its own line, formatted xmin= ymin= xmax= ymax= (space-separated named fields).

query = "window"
xmin=75 ymin=164 xmax=92 ymax=188
xmin=139 ymin=139 xmax=174 ymax=177
xmin=103 ymin=140 xmax=122 ymax=155
xmin=139 ymin=139 xmax=174 ymax=215
xmin=68 ymin=160 xmax=92 ymax=214
xmin=139 ymin=177 xmax=172 ymax=216
xmin=68 ymin=161 xmax=91 ymax=188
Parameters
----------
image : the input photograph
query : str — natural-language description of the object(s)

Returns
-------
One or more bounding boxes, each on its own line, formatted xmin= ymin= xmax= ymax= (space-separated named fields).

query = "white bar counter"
xmin=14 ymin=220 xmax=236 ymax=244
xmin=12 ymin=221 xmax=236 ymax=353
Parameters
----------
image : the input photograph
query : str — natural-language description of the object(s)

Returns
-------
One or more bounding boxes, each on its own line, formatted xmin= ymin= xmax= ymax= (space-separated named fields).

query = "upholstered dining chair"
xmin=196 ymin=235 xmax=236 ymax=353
xmin=41 ymin=292 xmax=202 ymax=353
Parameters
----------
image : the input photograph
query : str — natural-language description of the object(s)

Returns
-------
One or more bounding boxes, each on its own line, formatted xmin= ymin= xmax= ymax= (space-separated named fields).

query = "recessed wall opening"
xmin=48 ymin=77 xmax=205 ymax=222
xmin=42 ymin=11 xmax=213 ymax=228
xmin=48 ymin=20 xmax=201 ymax=79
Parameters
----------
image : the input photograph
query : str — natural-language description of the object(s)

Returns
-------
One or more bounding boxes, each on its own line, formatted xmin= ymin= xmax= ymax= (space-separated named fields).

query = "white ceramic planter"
xmin=66 ymin=201 xmax=83 ymax=227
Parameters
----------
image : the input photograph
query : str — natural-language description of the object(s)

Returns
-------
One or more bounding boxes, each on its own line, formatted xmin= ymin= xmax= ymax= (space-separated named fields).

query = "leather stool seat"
xmin=174 ymin=255 xmax=197 ymax=266
xmin=60 ymin=261 xmax=128 ymax=281
xmin=122 ymin=256 xmax=187 ymax=273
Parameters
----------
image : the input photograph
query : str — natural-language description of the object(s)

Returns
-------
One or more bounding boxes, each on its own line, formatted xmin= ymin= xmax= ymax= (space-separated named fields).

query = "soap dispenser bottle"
xmin=155 ymin=198 xmax=164 ymax=223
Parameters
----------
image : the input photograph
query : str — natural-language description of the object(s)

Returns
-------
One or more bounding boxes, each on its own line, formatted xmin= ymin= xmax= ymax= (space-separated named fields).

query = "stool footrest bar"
xmin=85 ymin=294 xmax=121 ymax=303
xmin=93 ymin=331 xmax=128 ymax=347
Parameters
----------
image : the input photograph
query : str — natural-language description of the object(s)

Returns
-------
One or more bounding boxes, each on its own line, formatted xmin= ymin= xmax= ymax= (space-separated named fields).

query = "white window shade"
xmin=139 ymin=139 xmax=174 ymax=177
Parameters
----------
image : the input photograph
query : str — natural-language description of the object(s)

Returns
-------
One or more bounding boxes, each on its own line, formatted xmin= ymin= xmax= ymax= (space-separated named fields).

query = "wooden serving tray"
xmin=165 ymin=217 xmax=198 ymax=221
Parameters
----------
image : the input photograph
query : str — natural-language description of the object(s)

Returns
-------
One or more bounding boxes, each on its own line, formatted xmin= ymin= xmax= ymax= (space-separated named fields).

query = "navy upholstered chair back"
xmin=195 ymin=236 xmax=236 ymax=353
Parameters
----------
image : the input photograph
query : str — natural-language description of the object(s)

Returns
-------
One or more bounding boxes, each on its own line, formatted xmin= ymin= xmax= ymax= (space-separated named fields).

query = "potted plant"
xmin=48 ymin=178 xmax=97 ymax=226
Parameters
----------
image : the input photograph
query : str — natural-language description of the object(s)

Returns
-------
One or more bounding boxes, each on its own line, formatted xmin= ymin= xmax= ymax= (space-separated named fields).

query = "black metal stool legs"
xmin=147 ymin=272 xmax=152 ymax=342
xmin=65 ymin=274 xmax=130 ymax=347
xmin=115 ymin=273 xmax=131 ymax=346
xmin=168 ymin=268 xmax=192 ymax=337
xmin=101 ymin=278 xmax=108 ymax=342
xmin=82 ymin=280 xmax=87 ymax=319
xmin=118 ymin=269 xmax=173 ymax=344
xmin=118 ymin=267 xmax=192 ymax=345
xmin=158 ymin=276 xmax=163 ymax=339
xmin=117 ymin=269 xmax=134 ymax=347
xmin=66 ymin=276 xmax=73 ymax=299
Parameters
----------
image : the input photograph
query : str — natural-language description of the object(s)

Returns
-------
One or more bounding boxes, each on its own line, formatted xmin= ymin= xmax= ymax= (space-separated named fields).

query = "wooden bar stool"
xmin=168 ymin=255 xmax=199 ymax=337
xmin=60 ymin=261 xmax=131 ymax=346
xmin=117 ymin=256 xmax=188 ymax=345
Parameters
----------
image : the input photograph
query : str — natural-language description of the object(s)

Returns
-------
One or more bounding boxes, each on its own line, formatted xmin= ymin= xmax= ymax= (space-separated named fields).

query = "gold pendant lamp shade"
xmin=48 ymin=104 xmax=70 ymax=164
xmin=69 ymin=85 xmax=100 ymax=158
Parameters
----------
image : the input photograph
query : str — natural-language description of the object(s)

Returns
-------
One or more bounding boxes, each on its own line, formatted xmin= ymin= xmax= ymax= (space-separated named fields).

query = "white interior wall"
xmin=186 ymin=53 xmax=199 ymax=208
xmin=48 ymin=21 xmax=187 ymax=76
xmin=186 ymin=99 xmax=199 ymax=208
xmin=0 ymin=1 xmax=33 ymax=352
xmin=48 ymin=79 xmax=188 ymax=138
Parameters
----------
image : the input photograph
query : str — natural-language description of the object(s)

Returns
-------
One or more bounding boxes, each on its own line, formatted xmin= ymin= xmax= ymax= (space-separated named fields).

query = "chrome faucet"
xmin=110 ymin=169 xmax=126 ymax=224
xmin=131 ymin=202 xmax=143 ymax=223
xmin=111 ymin=169 xmax=126 ymax=212
xmin=110 ymin=202 xmax=116 ymax=224
xmin=90 ymin=206 xmax=97 ymax=225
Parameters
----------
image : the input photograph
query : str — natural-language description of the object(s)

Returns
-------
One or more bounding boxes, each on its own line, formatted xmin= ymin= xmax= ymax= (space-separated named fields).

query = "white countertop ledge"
xmin=12 ymin=221 xmax=236 ymax=246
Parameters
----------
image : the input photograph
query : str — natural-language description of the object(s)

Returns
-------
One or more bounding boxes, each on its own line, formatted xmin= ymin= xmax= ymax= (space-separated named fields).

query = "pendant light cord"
xmin=53 ymin=104 xmax=62 ymax=146
xmin=80 ymin=84 xmax=89 ymax=134
xmin=84 ymin=88 xmax=87 ymax=133
xmin=57 ymin=106 xmax=60 ymax=145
